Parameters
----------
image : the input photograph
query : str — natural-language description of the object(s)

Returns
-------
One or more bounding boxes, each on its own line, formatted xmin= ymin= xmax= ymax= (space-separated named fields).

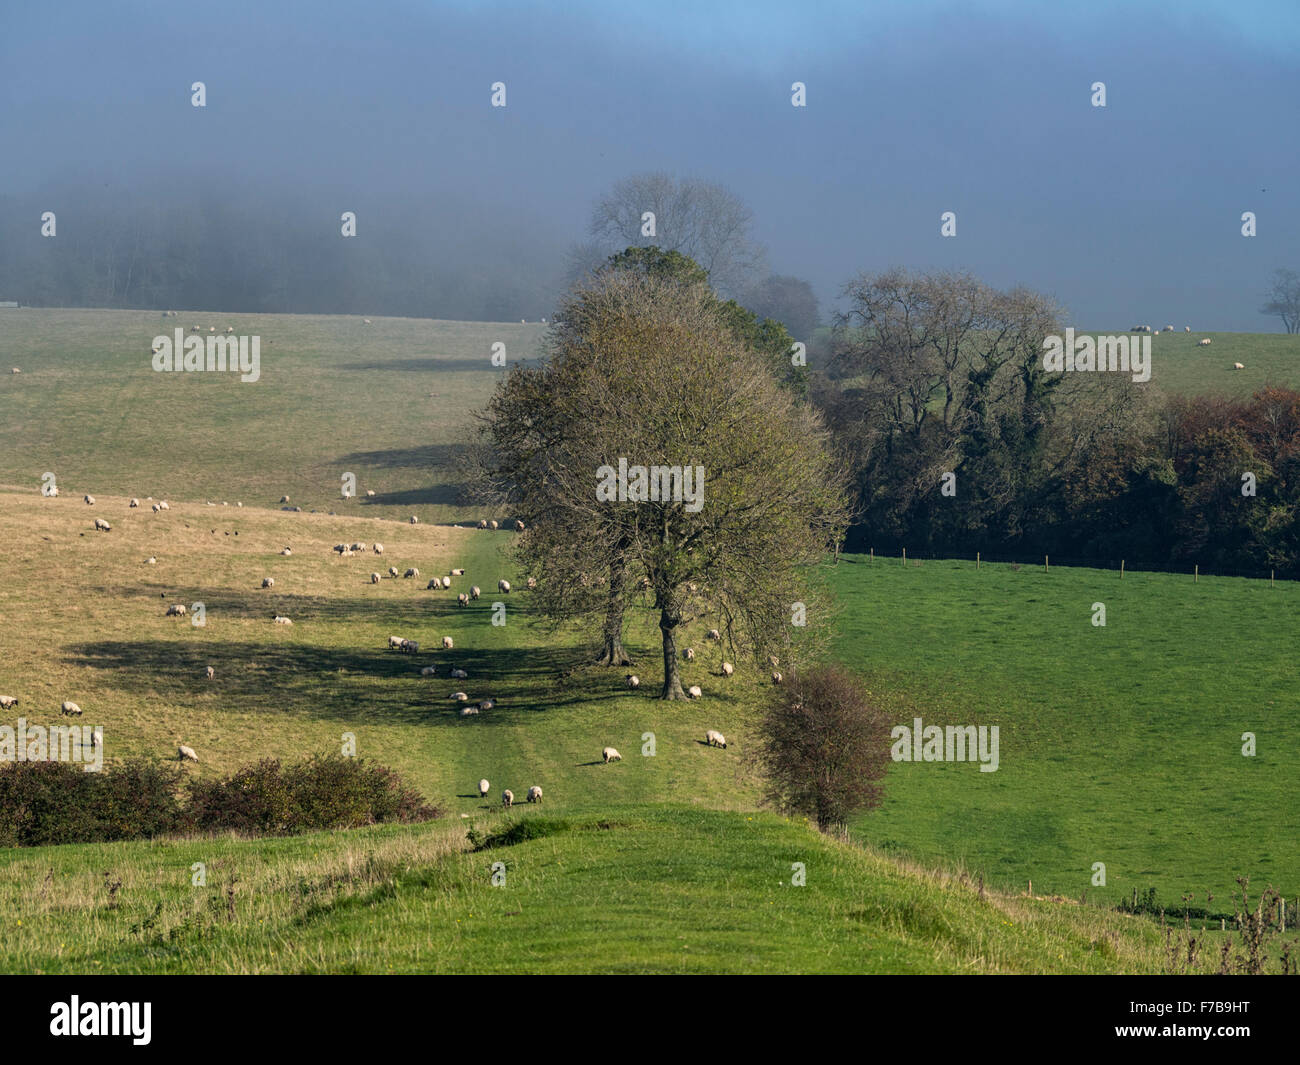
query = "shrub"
xmin=91 ymin=759 xmax=186 ymax=841
xmin=0 ymin=761 xmax=98 ymax=847
xmin=756 ymin=663 xmax=891 ymax=832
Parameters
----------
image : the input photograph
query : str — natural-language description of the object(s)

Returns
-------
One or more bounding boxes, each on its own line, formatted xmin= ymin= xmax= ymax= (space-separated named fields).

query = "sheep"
xmin=280 ymin=495 xmax=290 ymax=503
xmin=767 ymin=655 xmax=780 ymax=668
xmin=166 ymin=604 xmax=187 ymax=617
xmin=10 ymin=367 xmax=20 ymax=373
xmin=450 ymin=668 xmax=468 ymax=679
xmin=470 ymin=585 xmax=481 ymax=599
xmin=1199 ymin=338 xmax=1212 ymax=346
xmin=94 ymin=518 xmax=111 ymax=532
xmin=526 ymin=577 xmax=537 ymax=589
xmin=626 ymin=674 xmax=640 ymax=689
xmin=688 ymin=685 xmax=703 ymax=699
xmin=152 ymin=503 xmax=161 ymax=513
xmin=333 ymin=544 xmax=348 ymax=555
xmin=84 ymin=494 xmax=95 ymax=505
xmin=401 ymin=639 xmax=419 ymax=654
xmin=274 ymin=616 xmax=293 ymax=625
xmin=527 ymin=785 xmax=542 ymax=804
xmin=208 ymin=326 xmax=216 ymax=334
xmin=1185 ymin=326 xmax=1191 ymax=332
xmin=191 ymin=326 xmax=200 ymax=333
xmin=705 ymin=729 xmax=727 ymax=749
xmin=478 ymin=778 xmax=490 ymax=797
xmin=488 ymin=520 xmax=499 ymax=530
xmin=0 ymin=695 xmax=18 ymax=709
xmin=771 ymin=671 xmax=783 ymax=684
xmin=457 ymin=592 xmax=469 ymax=606
xmin=450 ymin=568 xmax=465 ymax=577
xmin=409 ymin=516 xmax=419 ymax=524
xmin=61 ymin=701 xmax=82 ymax=716
xmin=1234 ymin=362 xmax=1245 ymax=370
xmin=225 ymin=326 xmax=235 ymax=334
xmin=450 ymin=692 xmax=469 ymax=702
xmin=144 ymin=556 xmax=157 ymax=565
xmin=129 ymin=498 xmax=139 ymax=508
xmin=498 ymin=579 xmax=511 ymax=593
xmin=458 ymin=705 xmax=479 ymax=717
xmin=366 ymin=489 xmax=375 ymax=497
xmin=178 ymin=744 xmax=199 ymax=763
xmin=683 ymin=647 xmax=695 ymax=661
xmin=441 ymin=576 xmax=452 ymax=589
xmin=721 ymin=662 xmax=735 ymax=677
xmin=516 ymin=520 xmax=526 ymax=531
xmin=371 ymin=572 xmax=382 ymax=584
xmin=350 ymin=542 xmax=366 ymax=552
xmin=373 ymin=543 xmax=384 ymax=554
xmin=388 ymin=566 xmax=399 ymax=578
xmin=477 ymin=520 xmax=488 ymax=529
xmin=707 ymin=629 xmax=721 ymax=641
xmin=205 ymin=666 xmax=215 ymax=680
xmin=602 ymin=747 xmax=622 ymax=763
xmin=261 ymin=577 xmax=274 ymax=588
xmin=420 ymin=665 xmax=437 ymax=676
xmin=478 ymin=699 xmax=495 ymax=712
xmin=442 ymin=636 xmax=454 ymax=649
xmin=502 ymin=789 xmax=514 ymax=808
xmin=47 ymin=485 xmax=58 ymax=496
xmin=1164 ymin=325 xmax=1174 ymax=332
xmin=158 ymin=501 xmax=169 ymax=510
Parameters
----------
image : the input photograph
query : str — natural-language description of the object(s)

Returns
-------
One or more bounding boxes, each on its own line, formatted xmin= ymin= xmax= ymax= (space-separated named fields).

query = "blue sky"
xmin=1 ymin=0 xmax=1296 ymax=327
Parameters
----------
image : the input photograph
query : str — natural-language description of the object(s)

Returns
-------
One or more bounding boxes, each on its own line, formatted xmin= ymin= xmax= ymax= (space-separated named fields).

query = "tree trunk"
xmin=594 ymin=552 xmax=632 ymax=666
xmin=659 ymin=612 xmax=688 ymax=700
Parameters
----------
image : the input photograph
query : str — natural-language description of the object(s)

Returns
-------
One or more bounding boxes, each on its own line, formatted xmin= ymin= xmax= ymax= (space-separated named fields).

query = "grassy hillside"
xmin=1082 ymin=329 xmax=1299 ymax=396
xmin=836 ymin=555 xmax=1300 ymax=909
xmin=0 ymin=807 xmax=1172 ymax=974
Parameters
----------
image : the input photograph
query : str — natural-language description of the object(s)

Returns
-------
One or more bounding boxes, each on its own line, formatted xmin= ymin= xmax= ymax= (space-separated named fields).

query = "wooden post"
xmin=1221 ymin=917 xmax=1226 ymax=931
xmin=1271 ymin=569 xmax=1275 ymax=586
xmin=1120 ymin=559 xmax=1125 ymax=580
xmin=1281 ymin=897 xmax=1286 ymax=932
xmin=870 ymin=547 xmax=874 ymax=564
xmin=1045 ymin=555 xmax=1049 ymax=573
xmin=902 ymin=547 xmax=906 ymax=567
xmin=976 ymin=551 xmax=980 ymax=570
xmin=1195 ymin=564 xmax=1199 ymax=583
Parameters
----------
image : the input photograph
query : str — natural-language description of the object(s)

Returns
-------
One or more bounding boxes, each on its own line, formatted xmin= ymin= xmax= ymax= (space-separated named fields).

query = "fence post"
xmin=1045 ymin=555 xmax=1049 ymax=573
xmin=1195 ymin=564 xmax=1198 ymax=583
xmin=976 ymin=551 xmax=980 ymax=570
xmin=902 ymin=547 xmax=906 ymax=567
xmin=870 ymin=547 xmax=874 ymax=564
xmin=1120 ymin=559 xmax=1124 ymax=580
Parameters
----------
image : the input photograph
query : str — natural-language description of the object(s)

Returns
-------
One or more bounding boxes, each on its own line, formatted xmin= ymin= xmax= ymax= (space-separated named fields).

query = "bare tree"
xmin=1260 ymin=268 xmax=1300 ymax=333
xmin=587 ymin=172 xmax=767 ymax=298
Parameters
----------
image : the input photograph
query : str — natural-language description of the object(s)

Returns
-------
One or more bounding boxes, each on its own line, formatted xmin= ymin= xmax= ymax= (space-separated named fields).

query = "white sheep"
xmin=450 ymin=668 xmax=468 ymax=679
xmin=205 ymin=666 xmax=215 ymax=680
xmin=84 ymin=494 xmax=95 ymax=505
xmin=144 ymin=556 xmax=156 ymax=565
xmin=158 ymin=501 xmax=169 ymax=510
xmin=683 ymin=647 xmax=695 ymax=661
xmin=441 ymin=576 xmax=451 ymax=589
xmin=166 ymin=604 xmax=187 ymax=617
xmin=61 ymin=701 xmax=82 ymax=716
xmin=427 ymin=578 xmax=441 ymax=589
xmin=479 ymin=778 xmax=490 ymax=797
xmin=151 ymin=503 xmax=161 ymax=513
xmin=478 ymin=699 xmax=495 ymax=712
xmin=279 ymin=547 xmax=292 ymax=557
xmin=498 ymin=579 xmax=511 ymax=593
xmin=274 ymin=616 xmax=293 ymax=625
xmin=409 ymin=516 xmax=419 ymax=524
xmin=401 ymin=639 xmax=419 ymax=654
xmin=421 ymin=666 xmax=437 ymax=676
xmin=450 ymin=568 xmax=465 ymax=577
xmin=225 ymin=326 xmax=235 ymax=334
xmin=0 ymin=695 xmax=18 ymax=709
xmin=767 ymin=655 xmax=780 ymax=668
xmin=388 ymin=566 xmax=399 ymax=578
xmin=1199 ymin=338 xmax=1212 ymax=346
xmin=373 ymin=543 xmax=384 ymax=554
xmin=707 ymin=629 xmax=721 ymax=641
xmin=350 ymin=542 xmax=366 ymax=552
xmin=602 ymin=747 xmax=622 ymax=763
xmin=688 ymin=685 xmax=703 ymax=699
xmin=405 ymin=568 xmax=419 ymax=579
xmin=721 ymin=662 xmax=735 ymax=677
xmin=442 ymin=636 xmax=454 ymax=649
xmin=526 ymin=577 xmax=537 ymax=589
xmin=10 ymin=367 xmax=20 ymax=373
xmin=261 ymin=577 xmax=274 ymax=588
xmin=1234 ymin=362 xmax=1245 ymax=370
xmin=1185 ymin=326 xmax=1191 ymax=332
xmin=459 ymin=705 xmax=479 ymax=717
xmin=470 ymin=585 xmax=481 ymax=599
xmin=94 ymin=518 xmax=111 ymax=531
xmin=129 ymin=498 xmax=139 ymax=508
xmin=371 ymin=572 xmax=382 ymax=584
xmin=772 ymin=671 xmax=783 ymax=684
xmin=457 ymin=592 xmax=469 ymax=606
xmin=502 ymin=789 xmax=514 ymax=807
xmin=280 ymin=495 xmax=290 ymax=503
xmin=178 ymin=744 xmax=199 ymax=763
xmin=527 ymin=785 xmax=542 ymax=803
xmin=705 ymin=729 xmax=727 ymax=749
xmin=366 ymin=489 xmax=375 ymax=497
xmin=477 ymin=520 xmax=488 ymax=529
xmin=516 ymin=520 xmax=526 ymax=531
xmin=450 ymin=691 xmax=469 ymax=702
xmin=626 ymin=674 xmax=639 ymax=689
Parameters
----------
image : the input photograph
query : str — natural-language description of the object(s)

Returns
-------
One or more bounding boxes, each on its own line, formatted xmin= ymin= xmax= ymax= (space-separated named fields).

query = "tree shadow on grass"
xmin=337 ymin=357 xmax=541 ymax=374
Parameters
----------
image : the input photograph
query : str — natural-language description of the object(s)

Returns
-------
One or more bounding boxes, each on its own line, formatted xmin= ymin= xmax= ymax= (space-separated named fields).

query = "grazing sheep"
xmin=516 ymin=520 xmax=526 ymax=531
xmin=1234 ymin=362 xmax=1245 ymax=370
xmin=261 ymin=577 xmax=274 ymax=588
xmin=366 ymin=489 xmax=375 ymax=497
xmin=489 ymin=520 xmax=499 ymax=530
xmin=371 ymin=572 xmax=382 ymax=584
xmin=280 ymin=496 xmax=290 ymax=503
xmin=274 ymin=616 xmax=293 ymax=625
xmin=420 ymin=665 xmax=437 ymax=676
xmin=470 ymin=585 xmax=481 ymax=599
xmin=47 ymin=485 xmax=58 ymax=496
xmin=458 ymin=705 xmax=479 ymax=717
xmin=409 ymin=516 xmax=419 ymax=524
xmin=498 ymin=579 xmax=511 ymax=593
xmin=165 ymin=604 xmax=187 ymax=617
xmin=478 ymin=778 xmax=490 ymax=797
xmin=683 ymin=647 xmax=695 ymax=661
xmin=205 ymin=666 xmax=215 ymax=680
xmin=178 ymin=744 xmax=199 ymax=763
xmin=0 ymin=695 xmax=18 ymax=709
xmin=10 ymin=367 xmax=19 ymax=374
xmin=502 ymin=789 xmax=514 ymax=807
xmin=401 ymin=639 xmax=419 ymax=654
xmin=152 ymin=503 xmax=161 ymax=513
xmin=442 ymin=636 xmax=454 ymax=649
xmin=450 ymin=692 xmax=469 ymax=702
xmin=707 ymin=629 xmax=721 ymax=641
xmin=94 ymin=518 xmax=111 ymax=532
xmin=225 ymin=326 xmax=234 ymax=334
xmin=705 ymin=729 xmax=727 ymax=749
xmin=350 ymin=542 xmax=366 ymax=553
xmin=426 ymin=578 xmax=441 ymax=589
xmin=457 ymin=593 xmax=469 ymax=606
xmin=1185 ymin=326 xmax=1191 ymax=332
xmin=602 ymin=747 xmax=622 ymax=763
xmin=526 ymin=577 xmax=537 ymax=589
xmin=441 ymin=576 xmax=451 ymax=589
xmin=144 ymin=556 xmax=157 ymax=564
xmin=477 ymin=520 xmax=488 ymax=529
xmin=527 ymin=785 xmax=542 ymax=803
xmin=450 ymin=568 xmax=465 ymax=577
xmin=84 ymin=494 xmax=95 ymax=505
xmin=478 ymin=699 xmax=495 ymax=712
xmin=1164 ymin=325 xmax=1174 ymax=332
xmin=771 ymin=671 xmax=783 ymax=684
xmin=129 ymin=498 xmax=139 ymax=508
xmin=388 ymin=566 xmax=399 ymax=578
xmin=626 ymin=674 xmax=640 ymax=689
xmin=450 ymin=669 xmax=468 ymax=679
xmin=767 ymin=655 xmax=780 ymax=668
xmin=721 ymin=662 xmax=735 ymax=677
xmin=61 ymin=701 xmax=82 ymax=716
xmin=158 ymin=501 xmax=169 ymax=510
xmin=388 ymin=635 xmax=405 ymax=651
xmin=333 ymin=544 xmax=348 ymax=555
xmin=373 ymin=543 xmax=384 ymax=555
xmin=688 ymin=685 xmax=703 ymax=699
xmin=1199 ymin=338 xmax=1212 ymax=346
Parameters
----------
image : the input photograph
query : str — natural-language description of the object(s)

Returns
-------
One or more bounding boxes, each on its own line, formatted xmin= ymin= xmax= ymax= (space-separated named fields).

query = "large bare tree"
xmin=1260 ymin=268 xmax=1300 ymax=334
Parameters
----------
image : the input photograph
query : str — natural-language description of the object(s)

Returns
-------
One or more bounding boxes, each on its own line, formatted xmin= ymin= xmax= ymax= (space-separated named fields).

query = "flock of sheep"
xmin=1124 ymin=327 xmax=1243 ymax=367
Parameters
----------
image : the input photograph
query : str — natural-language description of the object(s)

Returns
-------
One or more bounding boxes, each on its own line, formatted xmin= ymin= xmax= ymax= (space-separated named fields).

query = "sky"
xmin=1 ymin=0 xmax=1296 ymax=328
